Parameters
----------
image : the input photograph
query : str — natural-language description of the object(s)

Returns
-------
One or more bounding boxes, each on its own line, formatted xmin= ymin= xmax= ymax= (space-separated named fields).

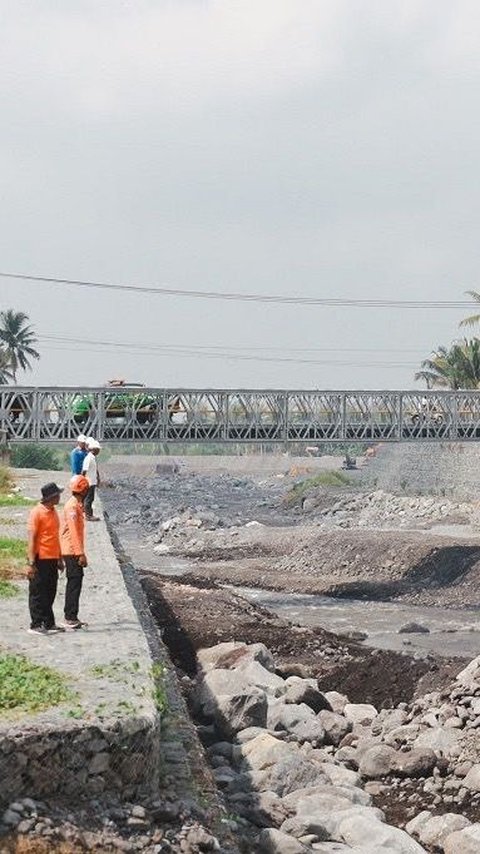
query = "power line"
xmin=38 ymin=337 xmax=418 ymax=368
xmin=38 ymin=333 xmax=425 ymax=355
xmin=1 ymin=271 xmax=476 ymax=308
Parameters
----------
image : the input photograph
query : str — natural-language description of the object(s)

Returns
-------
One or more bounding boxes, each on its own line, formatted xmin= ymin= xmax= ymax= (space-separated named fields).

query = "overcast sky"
xmin=1 ymin=0 xmax=480 ymax=390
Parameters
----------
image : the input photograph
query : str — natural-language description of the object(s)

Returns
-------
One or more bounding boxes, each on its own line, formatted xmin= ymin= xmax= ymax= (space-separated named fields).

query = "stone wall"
xmin=0 ymin=716 xmax=160 ymax=805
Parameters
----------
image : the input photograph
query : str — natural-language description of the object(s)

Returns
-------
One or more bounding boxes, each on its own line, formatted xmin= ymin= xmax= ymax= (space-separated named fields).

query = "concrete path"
xmin=0 ymin=470 xmax=154 ymax=729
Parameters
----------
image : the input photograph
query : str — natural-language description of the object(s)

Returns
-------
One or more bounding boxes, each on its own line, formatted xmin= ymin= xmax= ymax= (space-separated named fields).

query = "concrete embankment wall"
xmin=361 ymin=442 xmax=480 ymax=501
xmin=0 ymin=482 xmax=161 ymax=807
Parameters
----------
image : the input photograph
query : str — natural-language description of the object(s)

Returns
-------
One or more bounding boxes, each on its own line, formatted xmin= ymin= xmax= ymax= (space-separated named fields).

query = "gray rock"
xmin=237 ymin=660 xmax=286 ymax=697
xmin=337 ymin=813 xmax=427 ymax=852
xmin=444 ymin=823 xmax=480 ymax=854
xmin=317 ymin=711 xmax=351 ymax=746
xmin=463 ymin=764 xmax=480 ymax=792
xmin=418 ymin=813 xmax=471 ymax=848
xmin=323 ymin=691 xmax=348 ymax=715
xmin=197 ymin=641 xmax=276 ymax=673
xmin=344 ymin=703 xmax=378 ymax=725
xmin=256 ymin=828 xmax=310 ymax=853
xmin=391 ymin=748 xmax=436 ymax=778
xmin=414 ymin=727 xmax=460 ymax=757
xmin=398 ymin=623 xmax=430 ymax=634
xmin=284 ymin=678 xmax=332 ymax=713
xmin=358 ymin=745 xmax=398 ymax=779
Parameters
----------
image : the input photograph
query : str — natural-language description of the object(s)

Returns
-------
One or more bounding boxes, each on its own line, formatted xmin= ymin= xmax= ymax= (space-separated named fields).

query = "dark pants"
xmin=64 ymin=555 xmax=84 ymax=621
xmin=29 ymin=559 xmax=59 ymax=629
xmin=84 ymin=485 xmax=96 ymax=517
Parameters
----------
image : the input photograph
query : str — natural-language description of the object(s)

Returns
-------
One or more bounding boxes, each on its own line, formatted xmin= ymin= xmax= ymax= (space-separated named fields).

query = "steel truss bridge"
xmin=3 ymin=387 xmax=480 ymax=444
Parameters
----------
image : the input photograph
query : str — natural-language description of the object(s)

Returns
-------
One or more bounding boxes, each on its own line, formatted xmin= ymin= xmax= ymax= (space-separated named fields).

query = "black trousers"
xmin=29 ymin=558 xmax=59 ymax=629
xmin=64 ymin=555 xmax=84 ymax=621
xmin=84 ymin=485 xmax=96 ymax=517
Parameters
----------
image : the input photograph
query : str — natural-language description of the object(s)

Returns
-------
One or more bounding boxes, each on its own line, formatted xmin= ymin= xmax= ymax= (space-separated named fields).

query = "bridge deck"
xmin=2 ymin=386 xmax=480 ymax=443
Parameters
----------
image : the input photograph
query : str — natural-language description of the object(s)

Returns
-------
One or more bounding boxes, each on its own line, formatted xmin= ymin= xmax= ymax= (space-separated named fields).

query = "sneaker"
xmin=86 ymin=515 xmax=100 ymax=522
xmin=45 ymin=625 xmax=66 ymax=634
xmin=28 ymin=626 xmax=47 ymax=635
xmin=62 ymin=619 xmax=86 ymax=630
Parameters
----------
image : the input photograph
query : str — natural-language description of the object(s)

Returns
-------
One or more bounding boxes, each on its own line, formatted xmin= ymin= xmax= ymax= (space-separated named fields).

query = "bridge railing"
xmin=2 ymin=387 xmax=480 ymax=443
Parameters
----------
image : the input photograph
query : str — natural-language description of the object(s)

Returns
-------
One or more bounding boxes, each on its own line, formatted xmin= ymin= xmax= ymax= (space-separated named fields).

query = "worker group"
xmin=26 ymin=435 xmax=102 ymax=634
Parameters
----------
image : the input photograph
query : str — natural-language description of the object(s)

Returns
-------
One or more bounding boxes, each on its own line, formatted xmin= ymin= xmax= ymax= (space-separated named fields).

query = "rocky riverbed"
xmin=4 ymin=447 xmax=480 ymax=853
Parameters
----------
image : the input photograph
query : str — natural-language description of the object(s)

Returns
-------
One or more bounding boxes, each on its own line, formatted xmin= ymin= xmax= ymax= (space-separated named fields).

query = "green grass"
xmin=0 ymin=537 xmax=27 ymax=559
xmin=152 ymin=663 xmax=167 ymax=713
xmin=285 ymin=470 xmax=351 ymax=506
xmin=0 ymin=580 xmax=20 ymax=598
xmin=0 ymin=653 xmax=74 ymax=714
xmin=0 ymin=495 xmax=35 ymax=507
xmin=0 ymin=536 xmax=27 ymax=581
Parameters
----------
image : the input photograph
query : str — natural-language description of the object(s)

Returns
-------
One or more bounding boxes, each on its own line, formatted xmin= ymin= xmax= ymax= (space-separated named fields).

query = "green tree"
xmin=0 ymin=310 xmax=40 ymax=382
xmin=415 ymin=339 xmax=480 ymax=389
xmin=0 ymin=349 xmax=14 ymax=384
xmin=460 ymin=290 xmax=480 ymax=329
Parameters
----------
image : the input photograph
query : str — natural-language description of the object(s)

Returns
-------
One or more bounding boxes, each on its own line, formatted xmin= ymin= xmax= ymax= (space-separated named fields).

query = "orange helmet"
xmin=70 ymin=475 xmax=89 ymax=494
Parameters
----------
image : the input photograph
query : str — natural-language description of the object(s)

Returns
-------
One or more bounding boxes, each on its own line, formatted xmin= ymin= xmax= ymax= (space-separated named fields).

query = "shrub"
xmin=10 ymin=444 xmax=62 ymax=471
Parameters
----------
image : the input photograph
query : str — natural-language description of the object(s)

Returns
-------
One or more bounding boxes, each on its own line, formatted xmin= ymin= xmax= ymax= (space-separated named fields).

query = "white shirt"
xmin=82 ymin=451 xmax=98 ymax=486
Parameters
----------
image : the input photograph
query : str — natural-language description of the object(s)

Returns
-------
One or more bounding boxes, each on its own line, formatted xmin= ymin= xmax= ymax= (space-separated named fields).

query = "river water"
xmin=142 ymin=546 xmax=480 ymax=660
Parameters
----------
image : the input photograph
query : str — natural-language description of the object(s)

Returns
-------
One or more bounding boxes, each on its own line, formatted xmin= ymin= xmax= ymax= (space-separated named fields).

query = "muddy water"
xmin=233 ymin=586 xmax=480 ymax=660
xmin=144 ymin=548 xmax=480 ymax=659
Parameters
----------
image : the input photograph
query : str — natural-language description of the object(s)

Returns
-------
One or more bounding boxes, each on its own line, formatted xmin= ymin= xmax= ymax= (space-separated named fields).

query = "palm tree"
xmin=460 ymin=290 xmax=480 ymax=328
xmin=0 ymin=349 xmax=14 ymax=384
xmin=415 ymin=339 xmax=480 ymax=389
xmin=0 ymin=310 xmax=40 ymax=382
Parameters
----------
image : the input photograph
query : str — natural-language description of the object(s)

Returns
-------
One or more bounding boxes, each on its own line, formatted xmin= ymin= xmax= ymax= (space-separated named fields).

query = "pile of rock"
xmin=0 ymin=793 xmax=226 ymax=853
xmin=310 ymin=491 xmax=475 ymax=530
xmin=192 ymin=641 xmax=480 ymax=853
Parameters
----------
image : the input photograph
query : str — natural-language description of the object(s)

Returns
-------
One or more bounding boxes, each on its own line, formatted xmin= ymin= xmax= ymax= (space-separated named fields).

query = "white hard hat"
xmin=77 ymin=434 xmax=87 ymax=443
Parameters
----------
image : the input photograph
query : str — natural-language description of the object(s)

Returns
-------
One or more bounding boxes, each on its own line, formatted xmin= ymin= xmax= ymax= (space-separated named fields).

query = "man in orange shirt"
xmin=60 ymin=474 xmax=89 ymax=629
xmin=27 ymin=482 xmax=64 ymax=635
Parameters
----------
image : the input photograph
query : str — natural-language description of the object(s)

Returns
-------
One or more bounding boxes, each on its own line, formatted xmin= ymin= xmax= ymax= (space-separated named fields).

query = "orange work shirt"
xmin=28 ymin=503 xmax=61 ymax=560
xmin=60 ymin=496 xmax=85 ymax=557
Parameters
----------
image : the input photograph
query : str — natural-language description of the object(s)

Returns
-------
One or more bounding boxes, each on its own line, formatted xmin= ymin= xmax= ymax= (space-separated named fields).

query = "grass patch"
xmin=0 ymin=653 xmax=74 ymax=715
xmin=152 ymin=663 xmax=168 ymax=713
xmin=0 ymin=580 xmax=20 ymax=597
xmin=285 ymin=470 xmax=351 ymax=506
xmin=0 ymin=495 xmax=35 ymax=507
xmin=0 ymin=536 xmax=27 ymax=580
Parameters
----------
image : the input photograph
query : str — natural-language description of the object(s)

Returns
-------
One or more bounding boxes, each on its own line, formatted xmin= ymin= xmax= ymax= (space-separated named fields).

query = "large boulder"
xmin=344 ymin=703 xmax=378 ymax=725
xmin=417 ymin=814 xmax=471 ymax=849
xmin=282 ymin=782 xmax=371 ymax=811
xmin=323 ymin=690 xmax=349 ymax=714
xmin=239 ymin=731 xmax=326 ymax=794
xmin=358 ymin=745 xmax=398 ymax=779
xmin=281 ymin=802 xmax=383 ymax=841
xmin=414 ymin=727 xmax=460 ymax=757
xmin=267 ymin=701 xmax=326 ymax=744
xmin=236 ymin=660 xmax=286 ymax=697
xmin=196 ymin=668 xmax=267 ymax=736
xmin=444 ymin=824 xmax=480 ymax=854
xmin=283 ymin=677 xmax=332 ymax=713
xmin=391 ymin=748 xmax=436 ymax=778
xmin=197 ymin=641 xmax=276 ymax=673
xmin=318 ymin=710 xmax=351 ymax=746
xmin=336 ymin=813 xmax=427 ymax=852
xmin=463 ymin=764 xmax=480 ymax=792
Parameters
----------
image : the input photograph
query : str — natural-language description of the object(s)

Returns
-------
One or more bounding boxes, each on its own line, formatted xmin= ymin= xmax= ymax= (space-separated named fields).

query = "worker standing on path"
xmin=82 ymin=439 xmax=101 ymax=521
xmin=70 ymin=434 xmax=88 ymax=475
xmin=27 ymin=482 xmax=65 ymax=635
xmin=60 ymin=475 xmax=89 ymax=629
